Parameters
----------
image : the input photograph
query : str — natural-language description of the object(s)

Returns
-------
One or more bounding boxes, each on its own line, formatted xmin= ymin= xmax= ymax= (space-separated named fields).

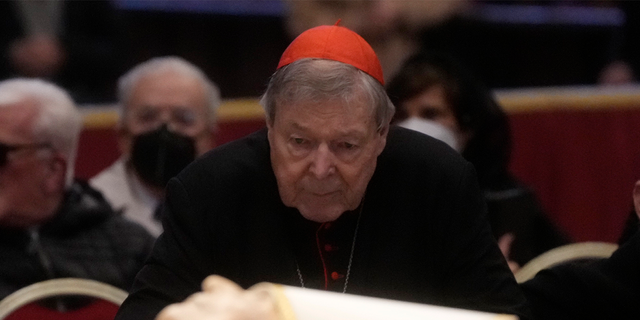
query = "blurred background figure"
xmin=386 ymin=52 xmax=570 ymax=270
xmin=598 ymin=1 xmax=640 ymax=85
xmin=283 ymin=0 xmax=469 ymax=83
xmin=0 ymin=0 xmax=125 ymax=103
xmin=0 ymin=78 xmax=154 ymax=299
xmin=90 ymin=57 xmax=220 ymax=237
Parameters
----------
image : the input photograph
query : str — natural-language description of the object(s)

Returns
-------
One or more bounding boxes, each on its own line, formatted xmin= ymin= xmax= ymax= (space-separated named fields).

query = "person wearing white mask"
xmin=395 ymin=117 xmax=460 ymax=152
xmin=387 ymin=52 xmax=570 ymax=272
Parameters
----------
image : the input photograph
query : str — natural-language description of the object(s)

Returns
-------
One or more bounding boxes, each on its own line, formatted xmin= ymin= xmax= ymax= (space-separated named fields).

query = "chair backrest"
xmin=0 ymin=278 xmax=128 ymax=320
xmin=514 ymin=241 xmax=618 ymax=283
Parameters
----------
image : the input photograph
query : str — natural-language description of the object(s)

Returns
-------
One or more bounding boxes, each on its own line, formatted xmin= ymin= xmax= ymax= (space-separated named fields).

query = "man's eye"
xmin=419 ymin=109 xmax=440 ymax=120
xmin=173 ymin=109 xmax=197 ymax=126
xmin=337 ymin=142 xmax=358 ymax=151
xmin=137 ymin=109 xmax=159 ymax=123
xmin=289 ymin=137 xmax=312 ymax=155
xmin=291 ymin=137 xmax=310 ymax=147
xmin=342 ymin=142 xmax=355 ymax=149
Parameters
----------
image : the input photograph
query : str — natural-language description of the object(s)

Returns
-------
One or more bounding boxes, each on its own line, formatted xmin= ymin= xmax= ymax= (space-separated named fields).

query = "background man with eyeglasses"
xmin=0 ymin=78 xmax=154 ymax=299
xmin=90 ymin=56 xmax=221 ymax=237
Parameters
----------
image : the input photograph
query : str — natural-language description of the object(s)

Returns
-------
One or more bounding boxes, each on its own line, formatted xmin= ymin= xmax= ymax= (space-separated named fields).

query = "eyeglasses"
xmin=0 ymin=142 xmax=51 ymax=168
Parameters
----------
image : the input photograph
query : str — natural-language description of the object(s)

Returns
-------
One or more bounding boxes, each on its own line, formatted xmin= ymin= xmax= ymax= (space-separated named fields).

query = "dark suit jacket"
xmin=0 ymin=180 xmax=154 ymax=299
xmin=116 ymin=127 xmax=531 ymax=320
xmin=521 ymin=229 xmax=640 ymax=320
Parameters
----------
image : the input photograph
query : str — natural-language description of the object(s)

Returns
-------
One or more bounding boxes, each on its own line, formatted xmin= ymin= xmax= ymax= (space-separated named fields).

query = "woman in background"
xmin=387 ymin=52 xmax=570 ymax=270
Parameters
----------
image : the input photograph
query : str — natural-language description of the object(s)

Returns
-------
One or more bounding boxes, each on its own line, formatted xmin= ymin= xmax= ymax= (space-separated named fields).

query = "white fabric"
xmin=280 ymin=285 xmax=515 ymax=320
xmin=397 ymin=117 xmax=460 ymax=151
xmin=90 ymin=158 xmax=162 ymax=237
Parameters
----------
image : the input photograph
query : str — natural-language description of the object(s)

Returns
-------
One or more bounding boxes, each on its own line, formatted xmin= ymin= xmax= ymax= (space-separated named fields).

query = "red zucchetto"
xmin=277 ymin=22 xmax=385 ymax=85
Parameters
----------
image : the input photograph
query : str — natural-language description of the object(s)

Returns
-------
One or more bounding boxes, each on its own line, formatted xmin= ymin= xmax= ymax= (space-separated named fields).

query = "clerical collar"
xmin=286 ymin=205 xmax=363 ymax=292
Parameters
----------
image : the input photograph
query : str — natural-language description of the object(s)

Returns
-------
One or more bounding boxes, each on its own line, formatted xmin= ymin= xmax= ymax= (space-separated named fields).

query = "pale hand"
xmin=156 ymin=275 xmax=279 ymax=320
xmin=498 ymin=232 xmax=521 ymax=273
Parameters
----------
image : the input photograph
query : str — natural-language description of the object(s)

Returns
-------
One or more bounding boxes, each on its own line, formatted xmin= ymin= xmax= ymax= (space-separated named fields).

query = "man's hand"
xmin=498 ymin=233 xmax=521 ymax=273
xmin=156 ymin=275 xmax=279 ymax=320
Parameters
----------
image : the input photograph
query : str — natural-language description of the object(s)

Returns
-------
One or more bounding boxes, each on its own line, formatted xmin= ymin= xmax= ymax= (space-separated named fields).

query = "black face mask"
xmin=129 ymin=124 xmax=196 ymax=188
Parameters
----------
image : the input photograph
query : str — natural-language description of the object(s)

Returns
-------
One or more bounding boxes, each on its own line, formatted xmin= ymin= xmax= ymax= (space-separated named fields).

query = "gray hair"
xmin=117 ymin=56 xmax=221 ymax=126
xmin=0 ymin=78 xmax=82 ymax=187
xmin=260 ymin=59 xmax=395 ymax=130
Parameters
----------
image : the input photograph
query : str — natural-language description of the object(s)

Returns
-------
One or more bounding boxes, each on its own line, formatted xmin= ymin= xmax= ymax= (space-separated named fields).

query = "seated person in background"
xmin=520 ymin=179 xmax=640 ymax=320
xmin=283 ymin=0 xmax=469 ymax=82
xmin=386 ymin=52 xmax=570 ymax=271
xmin=0 ymin=78 xmax=154 ymax=299
xmin=0 ymin=0 xmax=125 ymax=103
xmin=90 ymin=57 xmax=221 ymax=237
xmin=115 ymin=24 xmax=531 ymax=320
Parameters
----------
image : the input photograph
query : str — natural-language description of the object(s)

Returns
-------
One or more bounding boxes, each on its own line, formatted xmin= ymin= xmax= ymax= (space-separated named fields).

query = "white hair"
xmin=117 ymin=56 xmax=221 ymax=126
xmin=260 ymin=59 xmax=395 ymax=130
xmin=0 ymin=78 xmax=82 ymax=187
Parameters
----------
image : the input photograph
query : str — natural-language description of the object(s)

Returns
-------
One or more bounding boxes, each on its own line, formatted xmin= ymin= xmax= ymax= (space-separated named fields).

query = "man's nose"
xmin=153 ymin=112 xmax=182 ymax=133
xmin=158 ymin=112 xmax=176 ymax=129
xmin=309 ymin=144 xmax=335 ymax=179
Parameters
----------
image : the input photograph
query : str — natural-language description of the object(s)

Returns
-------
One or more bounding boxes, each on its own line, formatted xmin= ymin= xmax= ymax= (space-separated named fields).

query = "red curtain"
xmin=4 ymin=299 xmax=120 ymax=320
xmin=509 ymin=108 xmax=640 ymax=242
xmin=75 ymin=103 xmax=640 ymax=243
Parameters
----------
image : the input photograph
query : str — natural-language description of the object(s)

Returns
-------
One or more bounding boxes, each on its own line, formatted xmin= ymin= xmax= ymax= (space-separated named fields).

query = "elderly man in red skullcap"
xmin=115 ymin=24 xmax=531 ymax=320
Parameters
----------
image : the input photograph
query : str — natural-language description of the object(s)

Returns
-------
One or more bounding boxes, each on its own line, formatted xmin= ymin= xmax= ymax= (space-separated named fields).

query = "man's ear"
xmin=207 ymin=124 xmax=218 ymax=148
xmin=633 ymin=180 xmax=640 ymax=220
xmin=194 ymin=125 xmax=217 ymax=156
xmin=265 ymin=116 xmax=274 ymax=131
xmin=375 ymin=124 xmax=389 ymax=156
xmin=116 ymin=122 xmax=132 ymax=158
xmin=266 ymin=119 xmax=274 ymax=145
xmin=43 ymin=153 xmax=67 ymax=195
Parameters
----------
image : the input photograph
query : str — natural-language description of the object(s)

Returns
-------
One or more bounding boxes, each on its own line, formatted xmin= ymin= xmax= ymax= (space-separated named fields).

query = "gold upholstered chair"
xmin=0 ymin=278 xmax=128 ymax=320
xmin=514 ymin=241 xmax=619 ymax=283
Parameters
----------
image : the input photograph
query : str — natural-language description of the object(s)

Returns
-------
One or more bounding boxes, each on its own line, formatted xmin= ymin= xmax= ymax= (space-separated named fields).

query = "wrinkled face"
xmin=120 ymin=70 xmax=213 ymax=156
xmin=0 ymin=103 xmax=57 ymax=227
xmin=267 ymin=96 xmax=388 ymax=223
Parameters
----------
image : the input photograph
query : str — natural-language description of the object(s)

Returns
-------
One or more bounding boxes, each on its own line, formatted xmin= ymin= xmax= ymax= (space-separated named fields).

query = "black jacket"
xmin=485 ymin=181 xmax=571 ymax=266
xmin=0 ymin=180 xmax=155 ymax=299
xmin=116 ymin=127 xmax=531 ymax=320
xmin=521 ymin=229 xmax=640 ymax=320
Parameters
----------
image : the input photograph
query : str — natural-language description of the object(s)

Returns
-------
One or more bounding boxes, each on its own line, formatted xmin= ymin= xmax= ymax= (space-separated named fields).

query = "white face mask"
xmin=397 ymin=117 xmax=460 ymax=152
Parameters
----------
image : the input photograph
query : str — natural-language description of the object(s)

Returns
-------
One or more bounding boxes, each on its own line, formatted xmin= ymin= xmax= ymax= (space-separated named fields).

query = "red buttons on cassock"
xmin=324 ymin=244 xmax=334 ymax=252
xmin=324 ymin=223 xmax=331 ymax=230
xmin=331 ymin=272 xmax=344 ymax=280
